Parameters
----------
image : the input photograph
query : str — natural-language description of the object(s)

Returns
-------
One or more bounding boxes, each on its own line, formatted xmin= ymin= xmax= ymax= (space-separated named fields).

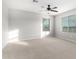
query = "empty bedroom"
xmin=2 ymin=0 xmax=76 ymax=59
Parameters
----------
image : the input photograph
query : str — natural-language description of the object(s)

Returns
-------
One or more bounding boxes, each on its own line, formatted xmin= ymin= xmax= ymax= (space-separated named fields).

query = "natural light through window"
xmin=41 ymin=17 xmax=50 ymax=38
xmin=12 ymin=41 xmax=29 ymax=46
xmin=8 ymin=29 xmax=19 ymax=42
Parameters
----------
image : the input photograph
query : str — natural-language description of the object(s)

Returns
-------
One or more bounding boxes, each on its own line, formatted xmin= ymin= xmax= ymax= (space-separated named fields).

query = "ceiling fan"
xmin=33 ymin=0 xmax=58 ymax=12
xmin=46 ymin=5 xmax=58 ymax=12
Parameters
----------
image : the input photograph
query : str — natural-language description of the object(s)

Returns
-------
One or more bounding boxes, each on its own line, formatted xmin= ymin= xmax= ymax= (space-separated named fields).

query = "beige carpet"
xmin=2 ymin=37 xmax=76 ymax=59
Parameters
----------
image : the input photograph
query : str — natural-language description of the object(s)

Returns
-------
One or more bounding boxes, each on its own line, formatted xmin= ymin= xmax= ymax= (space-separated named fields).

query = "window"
xmin=62 ymin=15 xmax=76 ymax=32
xmin=43 ymin=18 xmax=50 ymax=31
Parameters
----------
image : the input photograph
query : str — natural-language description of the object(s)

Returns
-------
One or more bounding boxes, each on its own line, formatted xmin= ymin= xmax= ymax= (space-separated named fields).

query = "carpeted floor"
xmin=2 ymin=37 xmax=76 ymax=59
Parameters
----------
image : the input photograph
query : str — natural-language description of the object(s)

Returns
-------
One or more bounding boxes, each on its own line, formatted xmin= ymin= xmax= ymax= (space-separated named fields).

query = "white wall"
xmin=2 ymin=6 xmax=54 ymax=47
xmin=49 ymin=16 xmax=55 ymax=37
xmin=8 ymin=9 xmax=42 ymax=40
xmin=54 ymin=9 xmax=76 ymax=42
xmin=2 ymin=0 xmax=8 ymax=48
xmin=8 ymin=9 xmax=55 ymax=40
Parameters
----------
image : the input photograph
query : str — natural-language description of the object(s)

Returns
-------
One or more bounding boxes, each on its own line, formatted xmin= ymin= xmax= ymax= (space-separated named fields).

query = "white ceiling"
xmin=6 ymin=0 xmax=76 ymax=15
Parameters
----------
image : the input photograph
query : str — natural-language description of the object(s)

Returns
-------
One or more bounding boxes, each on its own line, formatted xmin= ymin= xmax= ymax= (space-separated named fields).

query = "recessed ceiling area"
xmin=6 ymin=0 xmax=76 ymax=15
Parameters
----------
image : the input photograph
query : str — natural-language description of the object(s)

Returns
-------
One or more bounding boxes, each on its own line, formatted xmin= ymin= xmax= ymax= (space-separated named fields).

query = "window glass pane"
xmin=43 ymin=18 xmax=50 ymax=31
xmin=62 ymin=17 xmax=69 ymax=27
xmin=68 ymin=15 xmax=76 ymax=32
xmin=62 ymin=15 xmax=76 ymax=32
xmin=62 ymin=17 xmax=69 ymax=32
xmin=68 ymin=15 xmax=76 ymax=27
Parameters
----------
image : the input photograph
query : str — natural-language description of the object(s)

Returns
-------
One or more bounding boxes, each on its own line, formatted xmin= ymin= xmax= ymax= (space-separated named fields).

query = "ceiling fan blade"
xmin=51 ymin=10 xmax=58 ymax=12
xmin=52 ymin=7 xmax=58 ymax=9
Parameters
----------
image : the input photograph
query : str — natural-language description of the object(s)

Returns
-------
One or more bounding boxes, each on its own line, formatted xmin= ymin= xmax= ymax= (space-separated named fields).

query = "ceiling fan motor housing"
xmin=47 ymin=5 xmax=51 ymax=10
xmin=47 ymin=7 xmax=51 ymax=10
